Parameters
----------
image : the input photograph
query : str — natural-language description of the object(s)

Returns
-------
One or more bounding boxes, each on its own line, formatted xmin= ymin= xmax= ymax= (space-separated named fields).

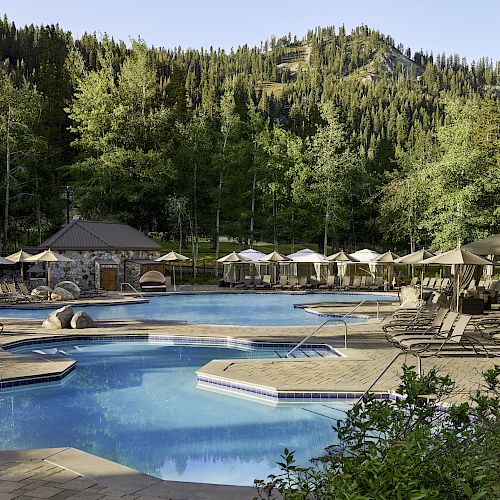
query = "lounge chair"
xmin=421 ymin=277 xmax=429 ymax=287
xmin=434 ymin=277 xmax=443 ymax=290
xmin=283 ymin=276 xmax=298 ymax=290
xmin=17 ymin=282 xmax=42 ymax=302
xmin=255 ymin=275 xmax=271 ymax=290
xmin=340 ymin=276 xmax=351 ymax=290
xmin=370 ymin=276 xmax=384 ymax=291
xmin=319 ymin=275 xmax=335 ymax=290
xmin=272 ymin=275 xmax=288 ymax=290
xmin=388 ymin=309 xmax=455 ymax=344
xmin=383 ymin=305 xmax=443 ymax=333
xmin=4 ymin=283 xmax=31 ymax=303
xmin=409 ymin=277 xmax=419 ymax=286
xmin=397 ymin=314 xmax=487 ymax=355
xmin=306 ymin=276 xmax=319 ymax=289
xmin=427 ymin=277 xmax=436 ymax=289
xmin=348 ymin=276 xmax=362 ymax=290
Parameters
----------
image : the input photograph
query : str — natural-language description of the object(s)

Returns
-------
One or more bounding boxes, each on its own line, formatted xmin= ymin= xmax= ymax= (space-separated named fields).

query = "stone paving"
xmin=0 ymin=293 xmax=499 ymax=497
xmin=0 ymin=448 xmax=255 ymax=499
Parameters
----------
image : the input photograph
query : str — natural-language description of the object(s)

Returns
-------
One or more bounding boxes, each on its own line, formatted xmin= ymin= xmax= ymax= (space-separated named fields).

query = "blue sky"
xmin=4 ymin=1 xmax=499 ymax=63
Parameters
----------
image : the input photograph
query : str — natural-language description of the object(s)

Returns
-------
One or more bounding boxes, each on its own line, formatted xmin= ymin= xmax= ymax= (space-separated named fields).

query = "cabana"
xmin=371 ymin=251 xmax=400 ymax=285
xmin=463 ymin=234 xmax=500 ymax=277
xmin=344 ymin=248 xmax=380 ymax=278
xmin=218 ymin=249 xmax=266 ymax=286
xmin=281 ymin=249 xmax=330 ymax=285
xmin=258 ymin=251 xmax=290 ymax=284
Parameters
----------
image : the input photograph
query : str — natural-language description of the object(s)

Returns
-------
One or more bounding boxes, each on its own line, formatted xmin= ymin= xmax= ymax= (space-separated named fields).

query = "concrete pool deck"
xmin=1 ymin=296 xmax=499 ymax=498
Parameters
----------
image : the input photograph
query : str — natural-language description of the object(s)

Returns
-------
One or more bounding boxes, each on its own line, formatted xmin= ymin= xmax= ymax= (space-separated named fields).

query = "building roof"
xmin=41 ymin=221 xmax=161 ymax=251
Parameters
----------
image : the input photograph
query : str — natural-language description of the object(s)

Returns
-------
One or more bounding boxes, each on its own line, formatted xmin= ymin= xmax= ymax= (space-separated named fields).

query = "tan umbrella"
xmin=327 ymin=251 xmax=359 ymax=286
xmin=394 ymin=249 xmax=434 ymax=264
xmin=259 ymin=251 xmax=290 ymax=262
xmin=6 ymin=250 xmax=33 ymax=280
xmin=372 ymin=251 xmax=400 ymax=263
xmin=156 ymin=251 xmax=190 ymax=291
xmin=26 ymin=249 xmax=73 ymax=289
xmin=259 ymin=251 xmax=290 ymax=284
xmin=462 ymin=234 xmax=500 ymax=256
xmin=371 ymin=251 xmax=401 ymax=286
xmin=0 ymin=255 xmax=15 ymax=265
xmin=216 ymin=251 xmax=251 ymax=263
xmin=419 ymin=249 xmax=493 ymax=311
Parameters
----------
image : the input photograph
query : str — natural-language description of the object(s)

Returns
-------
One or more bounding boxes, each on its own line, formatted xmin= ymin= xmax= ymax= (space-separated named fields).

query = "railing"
xmin=354 ymin=350 xmax=424 ymax=406
xmin=285 ymin=300 xmax=382 ymax=356
xmin=120 ymin=282 xmax=145 ymax=298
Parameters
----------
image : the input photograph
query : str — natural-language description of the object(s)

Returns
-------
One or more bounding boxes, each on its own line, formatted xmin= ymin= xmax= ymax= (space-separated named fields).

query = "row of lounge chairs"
xmin=407 ymin=276 xmax=452 ymax=291
xmin=0 ymin=281 xmax=108 ymax=304
xmin=231 ymin=275 xmax=387 ymax=291
xmin=382 ymin=305 xmax=499 ymax=356
xmin=0 ymin=282 xmax=41 ymax=303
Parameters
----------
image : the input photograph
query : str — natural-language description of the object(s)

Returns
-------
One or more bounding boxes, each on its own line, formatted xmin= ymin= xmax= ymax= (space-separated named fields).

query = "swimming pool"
xmin=0 ymin=341 xmax=352 ymax=485
xmin=0 ymin=292 xmax=394 ymax=326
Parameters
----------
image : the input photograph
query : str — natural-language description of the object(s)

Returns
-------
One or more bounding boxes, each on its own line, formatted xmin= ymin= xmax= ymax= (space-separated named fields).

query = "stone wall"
xmin=49 ymin=250 xmax=161 ymax=290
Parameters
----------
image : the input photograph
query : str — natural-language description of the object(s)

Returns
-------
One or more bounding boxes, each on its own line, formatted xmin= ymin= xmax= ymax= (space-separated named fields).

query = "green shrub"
xmin=255 ymin=365 xmax=500 ymax=500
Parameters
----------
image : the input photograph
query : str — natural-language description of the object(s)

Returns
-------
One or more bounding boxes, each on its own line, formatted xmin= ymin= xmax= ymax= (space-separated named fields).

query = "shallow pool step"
xmin=274 ymin=348 xmax=333 ymax=359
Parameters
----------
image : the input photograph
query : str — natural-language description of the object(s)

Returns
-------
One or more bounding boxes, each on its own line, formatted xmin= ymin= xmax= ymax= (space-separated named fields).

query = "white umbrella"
xmin=6 ymin=250 xmax=33 ymax=280
xmin=156 ymin=251 xmax=190 ymax=291
xmin=216 ymin=251 xmax=251 ymax=263
xmin=26 ymin=249 xmax=73 ymax=289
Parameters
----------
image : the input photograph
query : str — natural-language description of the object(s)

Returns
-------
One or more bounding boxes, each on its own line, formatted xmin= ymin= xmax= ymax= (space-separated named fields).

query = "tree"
xmin=422 ymin=99 xmax=500 ymax=249
xmin=0 ymin=75 xmax=47 ymax=250
xmin=294 ymin=102 xmax=364 ymax=253
xmin=213 ymin=89 xmax=241 ymax=268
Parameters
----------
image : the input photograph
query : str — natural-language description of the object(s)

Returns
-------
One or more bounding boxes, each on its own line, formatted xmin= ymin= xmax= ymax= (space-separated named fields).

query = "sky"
xmin=3 ymin=0 xmax=499 ymax=63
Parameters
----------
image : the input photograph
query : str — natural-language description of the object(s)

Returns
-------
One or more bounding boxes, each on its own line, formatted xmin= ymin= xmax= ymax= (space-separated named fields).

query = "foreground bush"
xmin=255 ymin=365 xmax=500 ymax=500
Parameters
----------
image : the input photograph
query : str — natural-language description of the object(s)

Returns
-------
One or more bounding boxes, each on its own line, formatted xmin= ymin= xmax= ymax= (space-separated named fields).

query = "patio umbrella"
xmin=156 ymin=251 xmax=190 ymax=291
xmin=371 ymin=251 xmax=401 ymax=286
xmin=216 ymin=251 xmax=251 ymax=263
xmin=259 ymin=251 xmax=290 ymax=284
xmin=394 ymin=249 xmax=435 ymax=264
xmin=6 ymin=250 xmax=33 ymax=281
xmin=26 ymin=249 xmax=73 ymax=289
xmin=419 ymin=248 xmax=493 ymax=311
xmin=327 ymin=251 xmax=359 ymax=285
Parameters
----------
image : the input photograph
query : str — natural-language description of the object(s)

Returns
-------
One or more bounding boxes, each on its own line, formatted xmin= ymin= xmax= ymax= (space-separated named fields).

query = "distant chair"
xmin=139 ymin=270 xmax=167 ymax=292
xmin=409 ymin=277 xmax=419 ymax=286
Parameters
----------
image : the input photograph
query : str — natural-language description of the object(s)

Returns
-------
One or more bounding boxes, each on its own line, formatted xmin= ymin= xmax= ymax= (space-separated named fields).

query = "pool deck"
xmin=1 ymin=294 xmax=499 ymax=498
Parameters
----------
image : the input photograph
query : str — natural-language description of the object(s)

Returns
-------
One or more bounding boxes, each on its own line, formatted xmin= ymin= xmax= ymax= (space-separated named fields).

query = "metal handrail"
xmin=285 ymin=299 xmax=382 ymax=357
xmin=354 ymin=350 xmax=423 ymax=406
xmin=120 ymin=282 xmax=145 ymax=298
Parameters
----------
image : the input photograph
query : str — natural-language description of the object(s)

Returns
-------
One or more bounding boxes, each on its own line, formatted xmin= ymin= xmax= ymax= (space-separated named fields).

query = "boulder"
xmin=54 ymin=281 xmax=81 ymax=299
xmin=70 ymin=311 xmax=94 ymax=329
xmin=31 ymin=286 xmax=52 ymax=299
xmin=51 ymin=287 xmax=76 ymax=301
xmin=42 ymin=305 xmax=74 ymax=329
xmin=399 ymin=286 xmax=423 ymax=309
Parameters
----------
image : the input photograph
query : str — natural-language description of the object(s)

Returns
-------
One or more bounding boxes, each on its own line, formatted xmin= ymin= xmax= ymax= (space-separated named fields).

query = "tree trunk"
xmin=215 ymin=170 xmax=222 ymax=274
xmin=323 ymin=208 xmax=329 ymax=256
xmin=192 ymin=163 xmax=198 ymax=277
xmin=249 ymin=171 xmax=256 ymax=248
xmin=3 ymin=105 xmax=11 ymax=251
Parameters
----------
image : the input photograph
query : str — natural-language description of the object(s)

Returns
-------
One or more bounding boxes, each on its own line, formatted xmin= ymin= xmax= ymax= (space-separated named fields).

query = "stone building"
xmin=40 ymin=220 xmax=164 ymax=290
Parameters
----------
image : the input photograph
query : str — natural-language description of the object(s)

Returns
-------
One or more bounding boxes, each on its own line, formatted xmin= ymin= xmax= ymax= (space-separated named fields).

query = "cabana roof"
xmin=238 ymin=249 xmax=266 ymax=262
xmin=349 ymin=248 xmax=380 ymax=263
xmin=286 ymin=249 xmax=328 ymax=263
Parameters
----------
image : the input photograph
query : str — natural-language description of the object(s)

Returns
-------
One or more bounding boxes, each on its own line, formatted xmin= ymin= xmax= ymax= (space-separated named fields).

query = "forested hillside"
xmin=0 ymin=16 xmax=499 ymax=261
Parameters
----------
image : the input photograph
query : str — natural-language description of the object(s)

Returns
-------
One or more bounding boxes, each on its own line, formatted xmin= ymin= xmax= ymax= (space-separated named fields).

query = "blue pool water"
xmin=0 ymin=292 xmax=394 ymax=326
xmin=0 ymin=341 xmax=352 ymax=485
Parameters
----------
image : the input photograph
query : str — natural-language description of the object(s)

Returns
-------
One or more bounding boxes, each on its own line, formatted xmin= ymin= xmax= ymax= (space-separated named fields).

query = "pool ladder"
xmin=120 ymin=282 xmax=146 ymax=299
xmin=285 ymin=300 xmax=382 ymax=356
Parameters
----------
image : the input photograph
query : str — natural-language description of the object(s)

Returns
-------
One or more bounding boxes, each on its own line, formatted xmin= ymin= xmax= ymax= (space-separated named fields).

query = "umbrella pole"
xmin=173 ymin=264 xmax=176 ymax=292
xmin=456 ymin=267 xmax=460 ymax=312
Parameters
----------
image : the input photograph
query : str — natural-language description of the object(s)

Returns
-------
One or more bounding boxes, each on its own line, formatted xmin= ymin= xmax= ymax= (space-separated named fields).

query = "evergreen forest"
xmin=0 ymin=16 xmax=499 ymax=263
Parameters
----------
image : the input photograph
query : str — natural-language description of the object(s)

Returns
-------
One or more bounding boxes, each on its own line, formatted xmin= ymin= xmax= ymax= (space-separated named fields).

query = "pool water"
xmin=0 ymin=341 xmax=351 ymax=485
xmin=0 ymin=292 xmax=393 ymax=326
